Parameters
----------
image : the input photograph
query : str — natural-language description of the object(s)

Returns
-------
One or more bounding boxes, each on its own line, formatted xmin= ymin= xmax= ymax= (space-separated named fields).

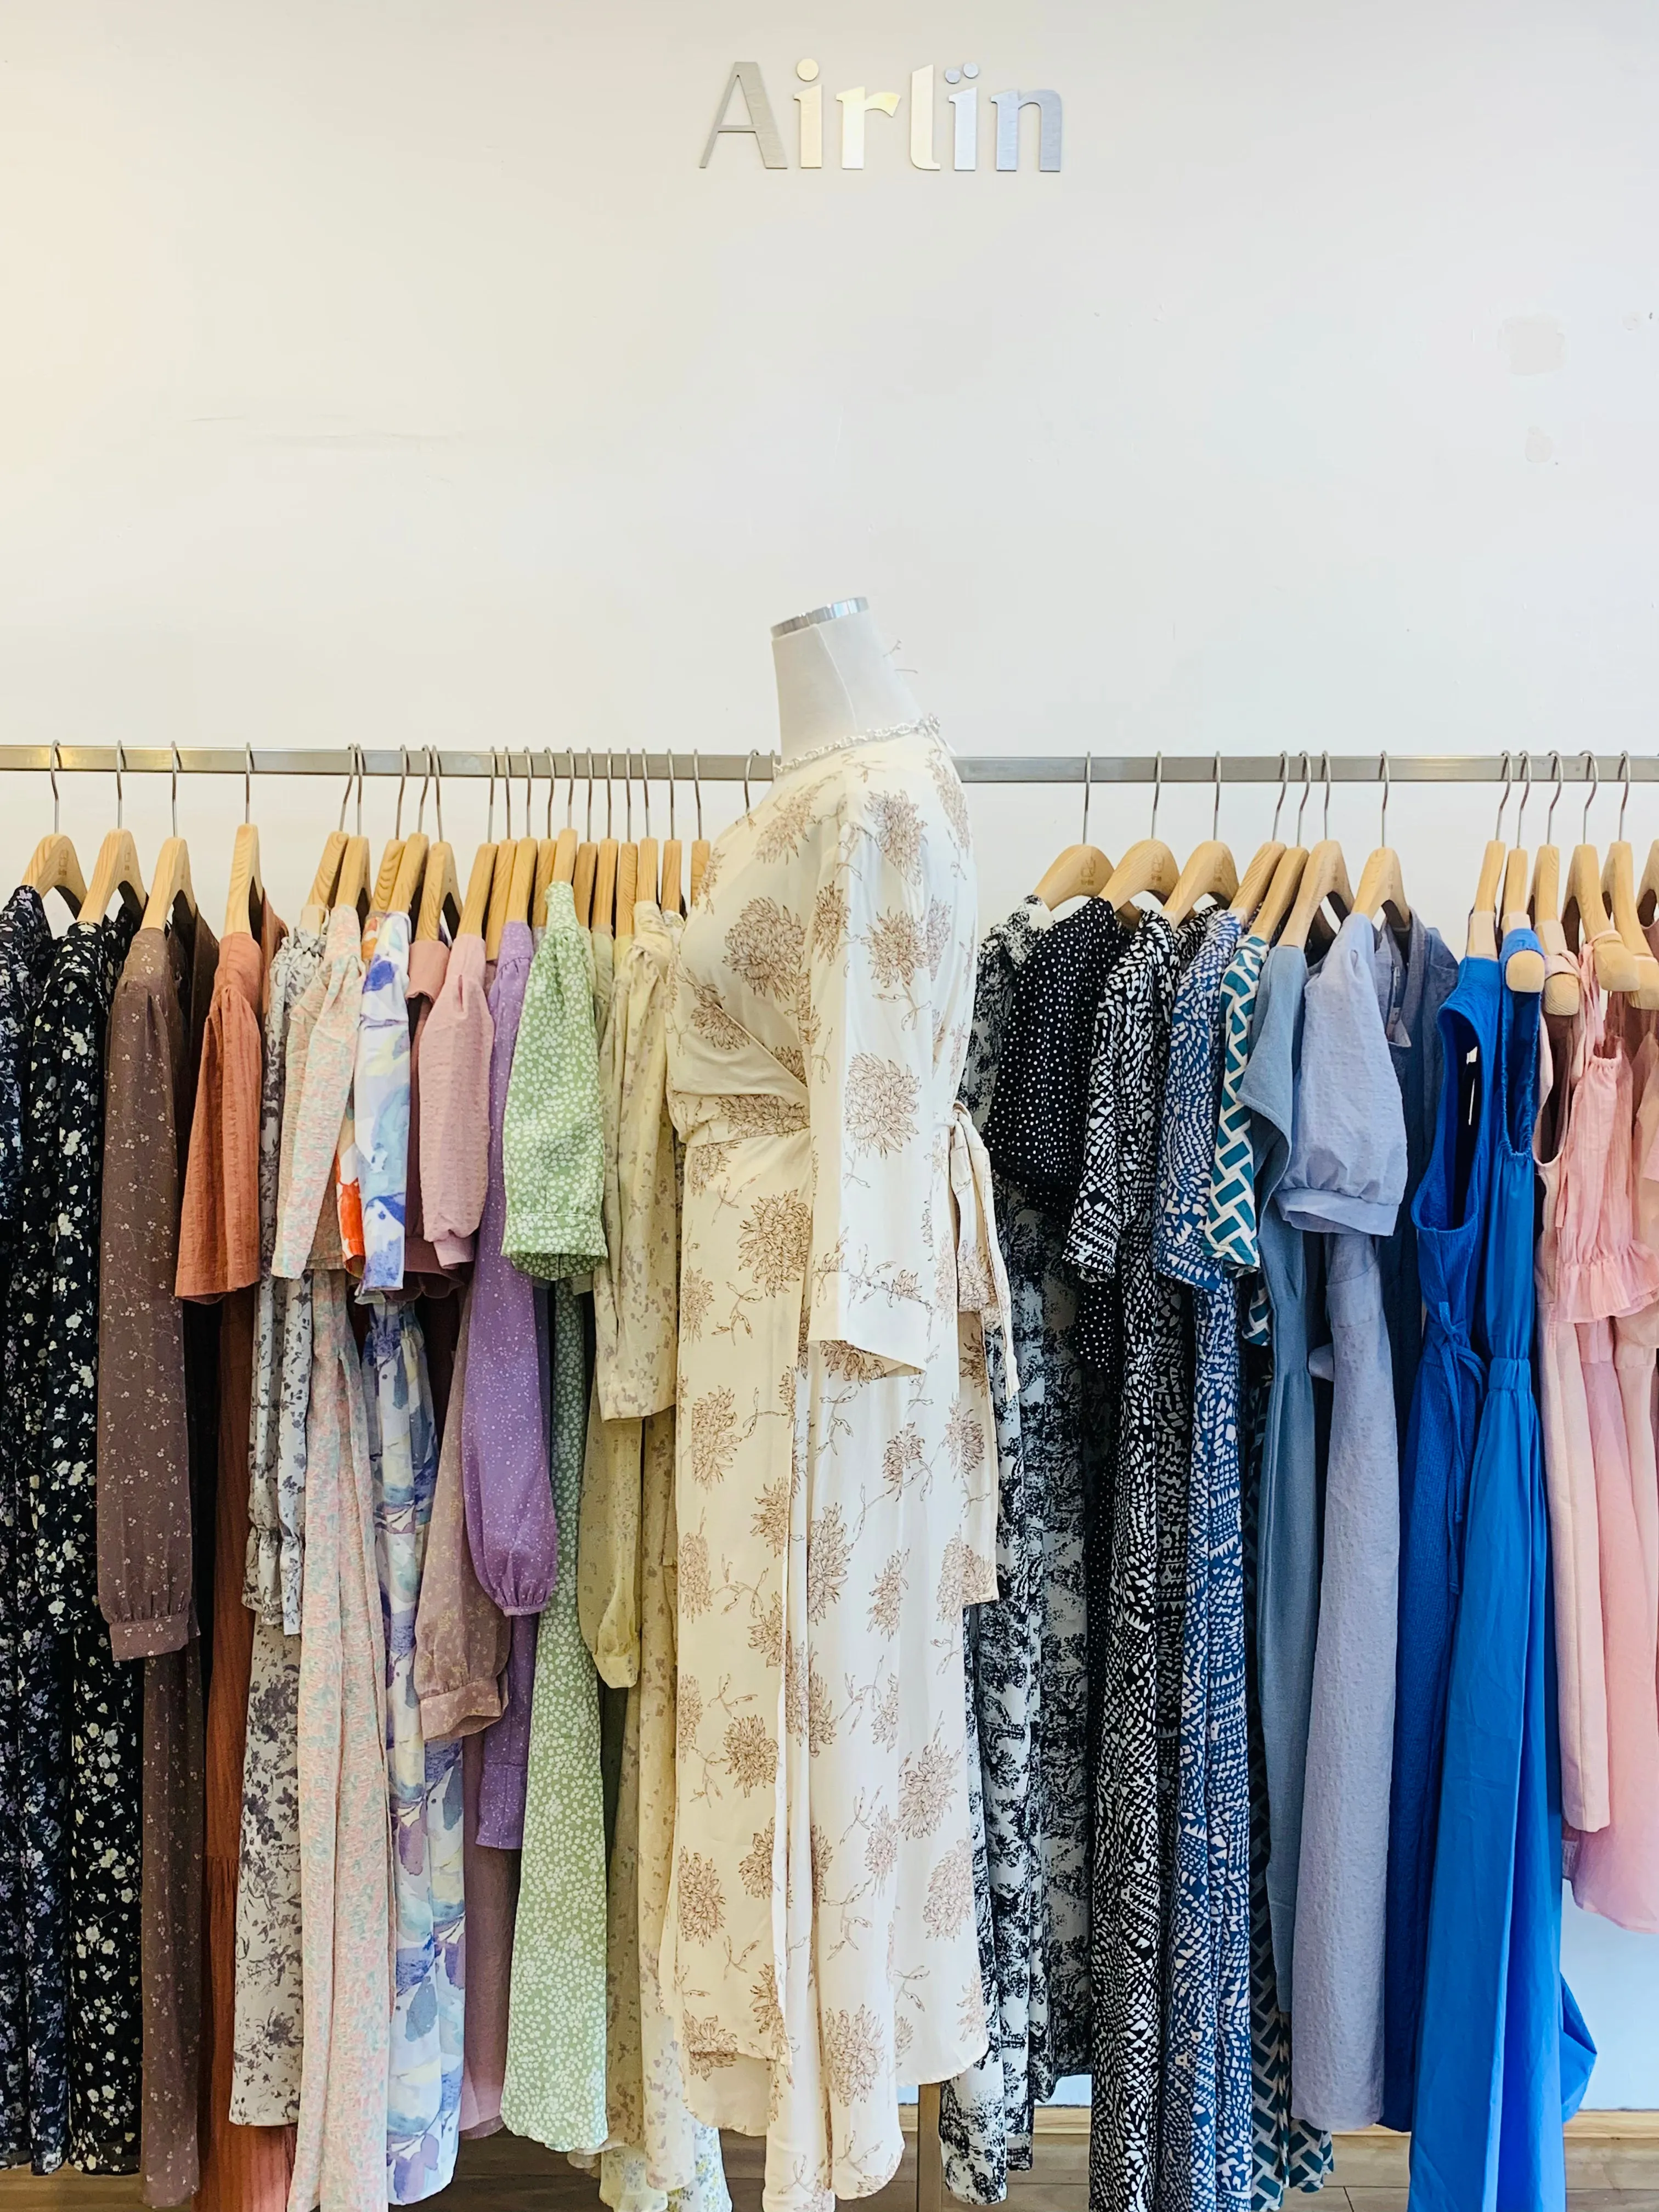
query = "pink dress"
xmin=1553 ymin=957 xmax=1659 ymax=1929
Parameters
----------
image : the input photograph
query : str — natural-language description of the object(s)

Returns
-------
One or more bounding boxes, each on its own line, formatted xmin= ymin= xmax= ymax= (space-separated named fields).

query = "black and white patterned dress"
xmin=13 ymin=912 xmax=140 ymax=2173
xmin=936 ymin=900 xmax=1125 ymax=2202
xmin=0 ymin=887 xmax=59 ymax=2169
xmin=1066 ymin=910 xmax=1200 ymax=2212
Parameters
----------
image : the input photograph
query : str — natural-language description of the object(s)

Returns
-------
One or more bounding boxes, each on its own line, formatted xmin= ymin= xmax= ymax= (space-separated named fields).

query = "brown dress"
xmin=178 ymin=911 xmax=296 ymax=2212
xmin=97 ymin=913 xmax=218 ymax=2206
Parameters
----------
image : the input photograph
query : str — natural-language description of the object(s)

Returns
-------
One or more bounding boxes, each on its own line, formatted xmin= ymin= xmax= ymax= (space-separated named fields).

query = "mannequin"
xmin=771 ymin=597 xmax=923 ymax=762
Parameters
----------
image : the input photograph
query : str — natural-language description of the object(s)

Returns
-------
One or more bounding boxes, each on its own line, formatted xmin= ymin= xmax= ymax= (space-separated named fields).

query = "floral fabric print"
xmin=231 ymin=1617 xmax=304 ymax=2126
xmin=0 ymin=885 xmax=58 ymax=2170
xmin=580 ymin=900 xmax=679 ymax=1690
xmin=230 ymin=926 xmax=323 ymax=2129
xmin=500 ymin=1278 xmax=609 ymax=2154
xmin=357 ymin=912 xmax=412 ymax=1293
xmin=940 ymin=893 xmax=1073 ymax=2204
xmin=661 ymin=732 xmax=997 ymax=2212
xmin=272 ymin=905 xmax=363 ymax=1283
xmin=364 ymin=1305 xmax=464 ymax=2202
xmin=502 ymin=882 xmax=607 ymax=1282
xmin=247 ymin=926 xmax=325 ymax=1632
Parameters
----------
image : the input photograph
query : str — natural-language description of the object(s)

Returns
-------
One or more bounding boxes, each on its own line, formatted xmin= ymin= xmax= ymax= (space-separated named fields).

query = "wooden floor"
xmin=3 ymin=2121 xmax=1657 ymax=2212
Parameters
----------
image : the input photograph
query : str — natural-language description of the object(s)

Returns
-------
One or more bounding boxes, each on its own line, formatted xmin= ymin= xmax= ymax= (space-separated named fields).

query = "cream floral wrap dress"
xmin=662 ymin=726 xmax=1012 ymax=2212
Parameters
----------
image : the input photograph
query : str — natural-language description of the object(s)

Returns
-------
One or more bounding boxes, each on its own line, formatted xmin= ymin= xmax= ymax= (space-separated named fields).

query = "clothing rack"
xmin=0 ymin=745 xmax=1654 ymax=783
xmin=2 ymin=735 xmax=1616 ymax=2212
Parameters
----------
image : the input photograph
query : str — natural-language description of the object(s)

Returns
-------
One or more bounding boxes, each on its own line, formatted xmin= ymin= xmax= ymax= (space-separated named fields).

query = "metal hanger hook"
xmin=394 ymin=747 xmax=411 ymax=839
xmin=1493 ymin=751 xmax=1515 ymax=841
xmin=1321 ymin=748 xmax=1333 ymax=839
xmin=338 ymin=752 xmax=354 ymax=832
xmin=603 ymin=751 xmax=614 ymax=840
xmin=1618 ymin=751 xmax=1632 ymax=840
xmin=170 ymin=741 xmax=182 ymax=837
xmin=1378 ymin=751 xmax=1390 ymax=845
xmin=1148 ymin=751 xmax=1163 ymax=841
xmin=1295 ymin=750 xmax=1313 ymax=844
xmin=1211 ymin=752 xmax=1222 ymax=840
xmin=544 ymin=748 xmax=557 ymax=839
xmin=1081 ymin=752 xmax=1093 ymax=846
xmin=1270 ymin=750 xmax=1289 ymax=842
xmin=693 ymin=749 xmax=704 ymax=838
xmin=583 ymin=751 xmax=595 ymax=841
xmin=743 ymin=749 xmax=760 ymax=812
xmin=244 ymin=743 xmax=255 ymax=826
xmin=485 ymin=753 xmax=497 ymax=843
xmin=642 ymin=751 xmax=652 ymax=840
xmin=49 ymin=741 xmax=63 ymax=834
xmin=624 ymin=749 xmax=634 ymax=842
xmin=1582 ymin=750 xmax=1599 ymax=839
xmin=667 ymin=750 xmax=678 ymax=842
xmin=1513 ymin=752 xmax=1532 ymax=844
xmin=354 ymin=743 xmax=365 ymax=835
xmin=415 ymin=748 xmax=431 ymax=836
xmin=114 ymin=738 xmax=127 ymax=830
xmin=563 ymin=749 xmax=576 ymax=832
xmin=1547 ymin=749 xmax=1564 ymax=843
xmin=522 ymin=751 xmax=534 ymax=840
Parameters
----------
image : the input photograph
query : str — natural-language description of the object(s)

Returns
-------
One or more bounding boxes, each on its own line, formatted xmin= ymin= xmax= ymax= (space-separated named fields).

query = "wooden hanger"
xmin=1564 ymin=844 xmax=1640 ymax=993
xmin=1530 ymin=759 xmax=1581 ymax=1014
xmin=1468 ymin=838 xmax=1506 ymax=960
xmin=371 ymin=837 xmax=404 ymax=915
xmin=1033 ymin=755 xmax=1113 ymax=905
xmin=142 ymin=837 xmax=196 ymax=935
xmin=532 ymin=838 xmax=557 ymax=930
xmin=593 ymin=833 xmax=620 ymax=935
xmin=22 ymin=748 xmax=86 ymax=914
xmin=615 ymin=840 xmax=640 ymax=941
xmin=415 ymin=840 xmax=461 ymax=942
xmin=1602 ymin=839 xmax=1659 ymax=1007
xmin=334 ymin=835 xmax=370 ymax=921
xmin=1102 ymin=838 xmax=1179 ymax=923
xmin=485 ymin=839 xmax=537 ymax=961
xmin=1229 ymin=840 xmax=1284 ymax=924
xmin=1353 ymin=847 xmax=1409 ymax=934
xmin=1164 ymin=840 xmax=1238 ymax=927
xmin=1278 ymin=839 xmax=1352 ymax=953
xmin=390 ymin=833 xmax=428 ymax=918
xmin=1163 ymin=759 xmax=1238 ymax=926
xmin=688 ymin=748 xmax=711 ymax=907
xmin=78 ymin=744 xmax=147 ymax=922
xmin=1247 ymin=845 xmax=1308 ymax=945
xmin=82 ymin=828 xmax=146 ymax=923
xmin=457 ymin=840 xmax=497 ymax=939
xmin=571 ymin=841 xmax=597 ymax=926
xmin=306 ymin=748 xmax=365 ymax=930
xmin=23 ymin=833 xmax=86 ymax=915
xmin=1498 ymin=845 xmax=1546 ymax=994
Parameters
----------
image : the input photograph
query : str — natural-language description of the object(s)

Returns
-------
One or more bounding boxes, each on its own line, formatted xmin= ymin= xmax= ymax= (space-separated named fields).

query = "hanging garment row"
xmin=1 ymin=736 xmax=1653 ymax=2212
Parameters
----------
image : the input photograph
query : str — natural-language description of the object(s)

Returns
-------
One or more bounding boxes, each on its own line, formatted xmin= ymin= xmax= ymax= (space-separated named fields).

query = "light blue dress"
xmin=1408 ymin=929 xmax=1594 ymax=2212
xmin=1278 ymin=916 xmax=1408 ymax=2131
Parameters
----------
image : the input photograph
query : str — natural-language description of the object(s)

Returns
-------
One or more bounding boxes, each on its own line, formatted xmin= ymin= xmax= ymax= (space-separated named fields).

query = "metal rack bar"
xmin=0 ymin=746 xmax=1651 ymax=784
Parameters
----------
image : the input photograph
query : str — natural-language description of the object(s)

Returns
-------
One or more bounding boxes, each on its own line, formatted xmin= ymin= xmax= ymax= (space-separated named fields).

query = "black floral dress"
xmin=0 ymin=887 xmax=59 ymax=2169
xmin=1066 ymin=910 xmax=1203 ymax=2212
xmin=12 ymin=912 xmax=139 ymax=2174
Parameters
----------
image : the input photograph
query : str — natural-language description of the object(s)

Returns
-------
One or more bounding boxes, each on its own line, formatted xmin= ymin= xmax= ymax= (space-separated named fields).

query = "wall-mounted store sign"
xmin=700 ymin=61 xmax=1062 ymax=172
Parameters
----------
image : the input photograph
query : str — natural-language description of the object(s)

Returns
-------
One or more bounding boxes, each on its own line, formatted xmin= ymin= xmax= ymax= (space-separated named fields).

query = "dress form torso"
xmin=771 ymin=600 xmax=922 ymax=761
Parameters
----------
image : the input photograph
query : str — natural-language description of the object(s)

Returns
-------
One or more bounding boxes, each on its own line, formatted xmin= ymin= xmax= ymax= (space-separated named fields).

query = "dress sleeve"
xmin=272 ymin=939 xmax=363 ymax=1280
xmin=804 ymin=788 xmax=941 ymax=1373
xmin=422 ymin=939 xmax=495 ymax=1269
xmin=98 ymin=968 xmax=194 ymax=1657
xmin=177 ymin=984 xmax=262 ymax=1300
xmin=414 ymin=1301 xmax=511 ymax=1742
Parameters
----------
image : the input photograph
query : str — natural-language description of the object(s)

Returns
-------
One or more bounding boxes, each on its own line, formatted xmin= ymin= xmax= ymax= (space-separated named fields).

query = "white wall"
xmin=0 ymin=0 xmax=1656 ymax=2101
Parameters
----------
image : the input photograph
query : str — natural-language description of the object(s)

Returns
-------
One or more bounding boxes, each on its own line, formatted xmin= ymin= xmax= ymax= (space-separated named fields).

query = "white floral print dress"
xmin=661 ymin=727 xmax=1008 ymax=2212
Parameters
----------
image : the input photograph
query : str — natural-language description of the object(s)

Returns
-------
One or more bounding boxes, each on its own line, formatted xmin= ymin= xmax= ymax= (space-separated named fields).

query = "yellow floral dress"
xmin=661 ymin=727 xmax=1010 ymax=2211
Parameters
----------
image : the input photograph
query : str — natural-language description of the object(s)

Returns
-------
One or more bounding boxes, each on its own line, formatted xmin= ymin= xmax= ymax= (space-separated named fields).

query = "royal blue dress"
xmin=1381 ymin=953 xmax=1501 ymax=2130
xmin=1408 ymin=931 xmax=1594 ymax=2212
